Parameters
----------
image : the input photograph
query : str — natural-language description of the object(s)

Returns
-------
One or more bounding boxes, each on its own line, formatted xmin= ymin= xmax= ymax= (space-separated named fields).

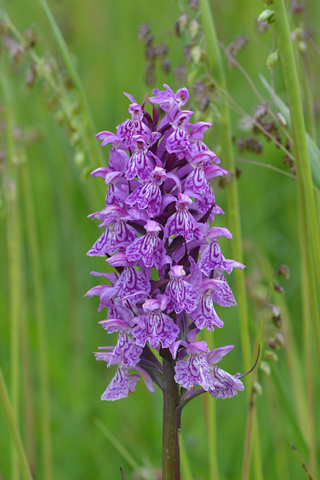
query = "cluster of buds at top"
xmin=86 ymin=84 xmax=245 ymax=402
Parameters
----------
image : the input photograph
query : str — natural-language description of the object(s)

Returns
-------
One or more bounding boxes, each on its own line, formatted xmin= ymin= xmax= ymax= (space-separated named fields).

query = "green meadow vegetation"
xmin=0 ymin=0 xmax=319 ymax=479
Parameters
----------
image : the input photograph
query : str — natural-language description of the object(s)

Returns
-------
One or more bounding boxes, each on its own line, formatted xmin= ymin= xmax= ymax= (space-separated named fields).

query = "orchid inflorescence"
xmin=86 ymin=84 xmax=245 ymax=403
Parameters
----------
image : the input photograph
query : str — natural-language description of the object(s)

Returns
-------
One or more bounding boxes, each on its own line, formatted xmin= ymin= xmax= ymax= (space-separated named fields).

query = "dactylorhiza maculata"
xmin=86 ymin=84 xmax=245 ymax=403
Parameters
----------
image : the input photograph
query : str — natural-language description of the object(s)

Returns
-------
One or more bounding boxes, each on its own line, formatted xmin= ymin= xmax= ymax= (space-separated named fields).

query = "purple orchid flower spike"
xmin=88 ymin=84 xmax=248 ymax=480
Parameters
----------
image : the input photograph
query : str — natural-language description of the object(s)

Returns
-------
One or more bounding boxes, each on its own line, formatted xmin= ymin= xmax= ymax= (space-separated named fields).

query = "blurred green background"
xmin=0 ymin=0 xmax=319 ymax=479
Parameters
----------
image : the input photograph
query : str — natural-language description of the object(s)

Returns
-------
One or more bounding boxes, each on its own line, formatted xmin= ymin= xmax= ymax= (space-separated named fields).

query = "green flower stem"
xmin=0 ymin=368 xmax=33 ymax=480
xmin=1 ymin=60 xmax=21 ymax=480
xmin=273 ymin=0 xmax=320 ymax=374
xmin=161 ymin=348 xmax=181 ymax=480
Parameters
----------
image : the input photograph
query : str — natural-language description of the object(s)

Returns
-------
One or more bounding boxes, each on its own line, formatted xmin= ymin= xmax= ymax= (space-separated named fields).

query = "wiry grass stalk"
xmin=0 ymin=368 xmax=33 ymax=480
xmin=20 ymin=157 xmax=53 ymax=480
xmin=257 ymin=253 xmax=308 ymax=442
xmin=1 ymin=60 xmax=22 ymax=480
xmin=274 ymin=0 xmax=320 ymax=377
xmin=199 ymin=2 xmax=263 ymax=479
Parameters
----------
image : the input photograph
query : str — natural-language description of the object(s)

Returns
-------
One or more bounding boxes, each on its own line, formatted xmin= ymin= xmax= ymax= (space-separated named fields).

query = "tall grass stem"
xmin=0 ymin=368 xmax=33 ymax=480
xmin=1 ymin=60 xmax=22 ymax=480
xmin=20 ymin=158 xmax=53 ymax=480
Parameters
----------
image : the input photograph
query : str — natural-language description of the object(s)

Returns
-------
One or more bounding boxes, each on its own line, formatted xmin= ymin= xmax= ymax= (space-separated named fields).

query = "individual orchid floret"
xmin=98 ymin=319 xmax=143 ymax=368
xmin=165 ymin=265 xmax=199 ymax=314
xmin=87 ymin=205 xmax=138 ymax=256
xmin=106 ymin=252 xmax=151 ymax=302
xmin=125 ymin=135 xmax=155 ymax=181
xmin=165 ymin=193 xmax=202 ymax=242
xmin=126 ymin=220 xmax=165 ymax=268
xmin=207 ymin=346 xmax=244 ymax=399
xmin=95 ymin=350 xmax=155 ymax=401
xmin=149 ymin=84 xmax=189 ymax=123
xmin=190 ymin=278 xmax=224 ymax=331
xmin=101 ymin=365 xmax=141 ymax=401
xmin=85 ymin=271 xmax=120 ymax=312
xmin=199 ymin=227 xmax=234 ymax=275
xmin=184 ymin=152 xmax=227 ymax=197
xmin=125 ymin=167 xmax=166 ymax=218
xmin=116 ymin=96 xmax=152 ymax=147
xmin=132 ymin=295 xmax=180 ymax=349
xmin=95 ymin=131 xmax=129 ymax=172
xmin=91 ymin=168 xmax=129 ymax=206
xmin=174 ymin=341 xmax=211 ymax=391
xmin=211 ymin=270 xmax=238 ymax=307
xmin=187 ymin=121 xmax=213 ymax=158
xmin=166 ymin=110 xmax=193 ymax=154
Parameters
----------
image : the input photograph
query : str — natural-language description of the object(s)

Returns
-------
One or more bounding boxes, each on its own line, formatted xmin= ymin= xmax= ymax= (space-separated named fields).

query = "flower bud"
xmin=265 ymin=350 xmax=278 ymax=362
xmin=23 ymin=27 xmax=36 ymax=49
xmin=46 ymin=96 xmax=58 ymax=112
xmin=189 ymin=0 xmax=199 ymax=9
xmin=258 ymin=9 xmax=274 ymax=23
xmin=74 ymin=150 xmax=85 ymax=168
xmin=178 ymin=13 xmax=189 ymax=31
xmin=260 ymin=361 xmax=271 ymax=376
xmin=161 ymin=58 xmax=171 ymax=75
xmin=0 ymin=19 xmax=9 ymax=35
xmin=138 ymin=23 xmax=150 ymax=41
xmin=267 ymin=49 xmax=280 ymax=69
xmin=253 ymin=381 xmax=263 ymax=395
xmin=189 ymin=19 xmax=199 ymax=38
xmin=273 ymin=283 xmax=285 ymax=295
xmin=12 ymin=47 xmax=24 ymax=66
xmin=278 ymin=264 xmax=290 ymax=278
xmin=191 ymin=45 xmax=202 ymax=64
xmin=276 ymin=112 xmax=287 ymax=126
